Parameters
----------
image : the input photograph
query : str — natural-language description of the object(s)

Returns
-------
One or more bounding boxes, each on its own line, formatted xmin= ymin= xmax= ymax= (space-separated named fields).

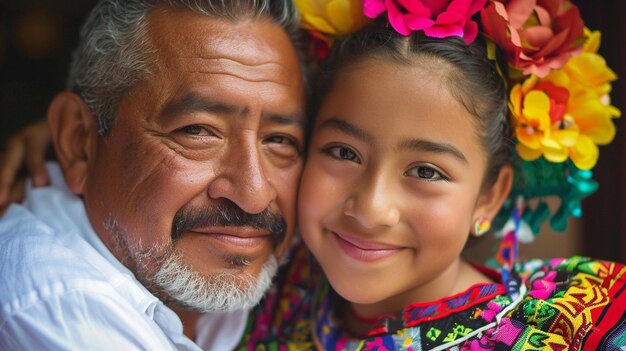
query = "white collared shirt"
xmin=0 ymin=163 xmax=248 ymax=350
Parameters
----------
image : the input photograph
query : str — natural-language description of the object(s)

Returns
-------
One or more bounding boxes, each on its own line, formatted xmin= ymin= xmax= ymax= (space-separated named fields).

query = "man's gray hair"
xmin=67 ymin=0 xmax=303 ymax=135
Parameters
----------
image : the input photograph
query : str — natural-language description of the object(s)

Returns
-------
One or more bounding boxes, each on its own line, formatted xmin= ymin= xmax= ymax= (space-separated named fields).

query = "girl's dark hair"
xmin=309 ymin=18 xmax=513 ymax=188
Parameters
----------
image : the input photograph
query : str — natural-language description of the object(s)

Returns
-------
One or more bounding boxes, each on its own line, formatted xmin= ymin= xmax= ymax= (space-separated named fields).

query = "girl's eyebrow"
xmin=317 ymin=117 xmax=374 ymax=145
xmin=317 ymin=116 xmax=467 ymax=164
xmin=397 ymin=139 xmax=468 ymax=164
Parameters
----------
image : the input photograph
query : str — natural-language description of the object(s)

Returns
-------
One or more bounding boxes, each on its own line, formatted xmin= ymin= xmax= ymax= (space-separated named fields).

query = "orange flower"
xmin=481 ymin=0 xmax=585 ymax=77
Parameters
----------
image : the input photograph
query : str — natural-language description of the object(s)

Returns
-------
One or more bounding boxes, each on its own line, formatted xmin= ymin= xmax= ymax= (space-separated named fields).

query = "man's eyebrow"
xmin=160 ymin=92 xmax=306 ymax=128
xmin=317 ymin=117 xmax=373 ymax=144
xmin=398 ymin=138 xmax=468 ymax=164
xmin=161 ymin=92 xmax=244 ymax=119
xmin=264 ymin=113 xmax=307 ymax=128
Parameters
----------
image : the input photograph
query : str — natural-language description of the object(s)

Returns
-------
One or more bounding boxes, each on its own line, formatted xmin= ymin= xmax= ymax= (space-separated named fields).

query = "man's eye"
xmin=263 ymin=135 xmax=301 ymax=159
xmin=406 ymin=165 xmax=446 ymax=181
xmin=264 ymin=135 xmax=301 ymax=151
xmin=265 ymin=135 xmax=294 ymax=145
xmin=323 ymin=145 xmax=361 ymax=164
xmin=178 ymin=125 xmax=214 ymax=136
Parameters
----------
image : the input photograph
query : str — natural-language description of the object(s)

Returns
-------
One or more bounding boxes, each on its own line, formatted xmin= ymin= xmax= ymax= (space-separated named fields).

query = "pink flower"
xmin=363 ymin=0 xmax=487 ymax=44
xmin=481 ymin=0 xmax=586 ymax=77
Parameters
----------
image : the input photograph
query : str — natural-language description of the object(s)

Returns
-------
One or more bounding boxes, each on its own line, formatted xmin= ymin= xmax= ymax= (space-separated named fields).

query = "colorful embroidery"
xmin=237 ymin=243 xmax=626 ymax=351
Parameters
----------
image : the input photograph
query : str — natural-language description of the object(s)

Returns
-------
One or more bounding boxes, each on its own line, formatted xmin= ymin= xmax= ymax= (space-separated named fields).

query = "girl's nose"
xmin=343 ymin=172 xmax=400 ymax=229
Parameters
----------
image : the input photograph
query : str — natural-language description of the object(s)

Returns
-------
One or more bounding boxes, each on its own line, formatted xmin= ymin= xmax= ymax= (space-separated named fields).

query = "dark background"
xmin=1 ymin=1 xmax=625 ymax=262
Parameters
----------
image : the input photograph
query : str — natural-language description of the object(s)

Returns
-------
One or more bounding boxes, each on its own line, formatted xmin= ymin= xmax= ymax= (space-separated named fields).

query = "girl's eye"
xmin=406 ymin=165 xmax=447 ymax=181
xmin=323 ymin=145 xmax=361 ymax=164
xmin=178 ymin=125 xmax=214 ymax=136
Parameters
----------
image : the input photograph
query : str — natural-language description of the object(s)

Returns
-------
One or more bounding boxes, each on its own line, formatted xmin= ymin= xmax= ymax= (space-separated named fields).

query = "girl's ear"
xmin=47 ymin=92 xmax=99 ymax=195
xmin=474 ymin=165 xmax=513 ymax=222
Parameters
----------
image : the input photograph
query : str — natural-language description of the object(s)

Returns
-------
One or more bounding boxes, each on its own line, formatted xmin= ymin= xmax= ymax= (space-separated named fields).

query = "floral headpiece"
xmin=296 ymin=0 xmax=620 ymax=244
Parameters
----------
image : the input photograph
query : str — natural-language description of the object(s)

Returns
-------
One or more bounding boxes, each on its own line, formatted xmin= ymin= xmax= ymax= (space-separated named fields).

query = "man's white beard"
xmin=151 ymin=251 xmax=277 ymax=312
xmin=106 ymin=217 xmax=277 ymax=312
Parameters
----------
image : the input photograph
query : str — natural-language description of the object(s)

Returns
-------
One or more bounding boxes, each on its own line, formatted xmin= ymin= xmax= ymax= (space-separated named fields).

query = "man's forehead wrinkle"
xmin=200 ymin=20 xmax=289 ymax=59
xmin=143 ymin=7 xmax=305 ymax=124
xmin=146 ymin=8 xmax=303 ymax=96
xmin=196 ymin=56 xmax=285 ymax=70
xmin=186 ymin=56 xmax=293 ymax=84
xmin=149 ymin=14 xmax=290 ymax=69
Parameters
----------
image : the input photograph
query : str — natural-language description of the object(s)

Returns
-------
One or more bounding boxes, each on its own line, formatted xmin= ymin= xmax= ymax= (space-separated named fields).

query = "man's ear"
xmin=474 ymin=165 xmax=514 ymax=223
xmin=47 ymin=92 xmax=98 ymax=195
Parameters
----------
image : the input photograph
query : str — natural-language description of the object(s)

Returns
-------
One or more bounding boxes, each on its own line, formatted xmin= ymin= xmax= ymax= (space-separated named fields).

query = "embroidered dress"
xmin=237 ymin=243 xmax=626 ymax=350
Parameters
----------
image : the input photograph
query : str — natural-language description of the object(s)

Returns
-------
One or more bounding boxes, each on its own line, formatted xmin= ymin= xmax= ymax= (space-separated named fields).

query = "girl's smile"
xmin=332 ymin=230 xmax=405 ymax=262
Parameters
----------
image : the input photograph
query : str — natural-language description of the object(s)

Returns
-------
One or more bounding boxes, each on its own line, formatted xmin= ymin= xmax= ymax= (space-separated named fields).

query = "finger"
xmin=0 ymin=136 xmax=26 ymax=205
xmin=24 ymin=135 xmax=50 ymax=187
xmin=0 ymin=176 xmax=26 ymax=217
xmin=9 ymin=177 xmax=26 ymax=205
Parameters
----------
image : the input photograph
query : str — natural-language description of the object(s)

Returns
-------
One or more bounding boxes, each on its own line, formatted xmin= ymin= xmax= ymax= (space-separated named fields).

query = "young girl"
xmin=235 ymin=3 xmax=626 ymax=350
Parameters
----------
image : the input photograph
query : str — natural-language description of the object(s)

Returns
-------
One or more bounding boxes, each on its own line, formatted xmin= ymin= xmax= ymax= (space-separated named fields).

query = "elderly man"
xmin=0 ymin=0 xmax=306 ymax=349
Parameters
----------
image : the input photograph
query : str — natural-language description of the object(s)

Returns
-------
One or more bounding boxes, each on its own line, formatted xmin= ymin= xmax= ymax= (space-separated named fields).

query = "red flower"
xmin=481 ymin=0 xmax=585 ymax=77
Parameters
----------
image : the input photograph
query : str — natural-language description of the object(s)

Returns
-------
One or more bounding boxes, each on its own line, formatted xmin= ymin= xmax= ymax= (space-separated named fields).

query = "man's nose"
xmin=206 ymin=142 xmax=276 ymax=214
xmin=343 ymin=171 xmax=400 ymax=229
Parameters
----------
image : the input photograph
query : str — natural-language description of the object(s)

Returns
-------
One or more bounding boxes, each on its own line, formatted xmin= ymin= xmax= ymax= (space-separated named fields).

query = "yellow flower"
xmin=295 ymin=0 xmax=372 ymax=37
xmin=563 ymin=29 xmax=621 ymax=119
xmin=510 ymin=34 xmax=620 ymax=171
xmin=511 ymin=74 xmax=572 ymax=164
